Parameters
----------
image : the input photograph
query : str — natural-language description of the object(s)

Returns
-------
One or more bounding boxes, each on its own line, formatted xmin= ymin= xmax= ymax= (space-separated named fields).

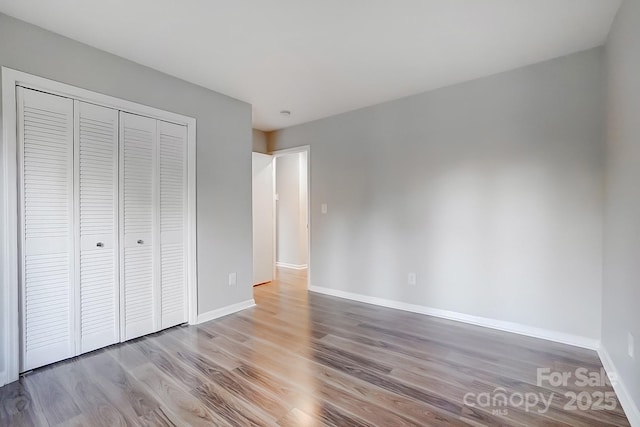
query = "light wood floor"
xmin=0 ymin=268 xmax=631 ymax=426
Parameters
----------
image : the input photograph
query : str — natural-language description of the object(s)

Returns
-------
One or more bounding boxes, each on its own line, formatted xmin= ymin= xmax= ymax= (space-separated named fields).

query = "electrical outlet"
xmin=629 ymin=332 xmax=635 ymax=359
xmin=321 ymin=203 xmax=328 ymax=214
xmin=228 ymin=272 xmax=237 ymax=286
xmin=408 ymin=273 xmax=416 ymax=285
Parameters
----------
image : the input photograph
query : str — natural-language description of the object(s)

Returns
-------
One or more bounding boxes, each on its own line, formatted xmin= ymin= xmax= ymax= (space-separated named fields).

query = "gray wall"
xmin=252 ymin=129 xmax=268 ymax=153
xmin=0 ymin=12 xmax=254 ymax=372
xmin=603 ymin=0 xmax=640 ymax=408
xmin=271 ymin=48 xmax=605 ymax=340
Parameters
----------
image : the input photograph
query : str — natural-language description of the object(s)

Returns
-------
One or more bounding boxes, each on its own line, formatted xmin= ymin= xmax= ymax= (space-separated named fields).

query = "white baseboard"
xmin=276 ymin=262 xmax=308 ymax=270
xmin=0 ymin=369 xmax=6 ymax=388
xmin=598 ymin=346 xmax=640 ymax=427
xmin=308 ymin=285 xmax=599 ymax=350
xmin=196 ymin=299 xmax=256 ymax=324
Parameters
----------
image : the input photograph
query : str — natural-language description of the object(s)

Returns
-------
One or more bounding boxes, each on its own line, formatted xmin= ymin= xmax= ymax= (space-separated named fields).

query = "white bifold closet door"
xmin=120 ymin=114 xmax=188 ymax=338
xmin=76 ymin=101 xmax=119 ymax=354
xmin=18 ymin=90 xmax=120 ymax=371
xmin=18 ymin=88 xmax=75 ymax=371
xmin=18 ymin=89 xmax=189 ymax=369
xmin=120 ymin=112 xmax=157 ymax=340
xmin=158 ymin=121 xmax=188 ymax=329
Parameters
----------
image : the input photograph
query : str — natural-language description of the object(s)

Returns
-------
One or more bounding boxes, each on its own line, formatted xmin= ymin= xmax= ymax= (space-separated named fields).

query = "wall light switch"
xmin=408 ymin=273 xmax=417 ymax=286
xmin=321 ymin=203 xmax=328 ymax=214
xmin=629 ymin=332 xmax=635 ymax=359
xmin=229 ymin=272 xmax=237 ymax=286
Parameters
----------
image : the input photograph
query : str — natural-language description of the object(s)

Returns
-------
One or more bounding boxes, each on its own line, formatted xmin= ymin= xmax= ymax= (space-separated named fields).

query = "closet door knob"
xmin=137 ymin=239 xmax=144 ymax=245
xmin=96 ymin=242 xmax=104 ymax=248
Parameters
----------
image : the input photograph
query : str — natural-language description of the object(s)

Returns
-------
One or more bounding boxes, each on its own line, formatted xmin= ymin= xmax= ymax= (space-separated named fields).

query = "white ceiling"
xmin=0 ymin=0 xmax=622 ymax=131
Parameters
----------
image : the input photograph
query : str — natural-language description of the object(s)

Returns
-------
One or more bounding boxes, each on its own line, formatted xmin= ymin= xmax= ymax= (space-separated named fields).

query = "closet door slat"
xmin=120 ymin=112 xmax=157 ymax=340
xmin=76 ymin=101 xmax=120 ymax=354
xmin=158 ymin=121 xmax=188 ymax=328
xmin=19 ymin=88 xmax=75 ymax=371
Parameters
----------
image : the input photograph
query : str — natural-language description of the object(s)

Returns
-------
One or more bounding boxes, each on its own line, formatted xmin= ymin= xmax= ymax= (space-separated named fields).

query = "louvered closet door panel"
xmin=18 ymin=88 xmax=75 ymax=371
xmin=120 ymin=112 xmax=157 ymax=340
xmin=158 ymin=121 xmax=188 ymax=329
xmin=77 ymin=101 xmax=119 ymax=353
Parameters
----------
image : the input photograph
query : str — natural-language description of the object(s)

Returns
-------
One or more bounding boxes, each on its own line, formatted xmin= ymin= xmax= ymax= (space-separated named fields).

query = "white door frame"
xmin=1 ymin=67 xmax=198 ymax=385
xmin=271 ymin=145 xmax=311 ymax=289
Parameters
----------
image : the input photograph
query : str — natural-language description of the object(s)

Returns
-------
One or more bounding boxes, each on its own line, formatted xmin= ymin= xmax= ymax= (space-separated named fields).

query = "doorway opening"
xmin=252 ymin=146 xmax=310 ymax=289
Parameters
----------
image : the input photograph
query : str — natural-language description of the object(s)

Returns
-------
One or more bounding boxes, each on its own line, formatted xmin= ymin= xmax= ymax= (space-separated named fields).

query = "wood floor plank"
xmin=211 ymin=314 xmax=470 ymax=423
xmin=153 ymin=331 xmax=291 ymax=422
xmin=128 ymin=362 xmax=229 ymax=426
xmin=230 ymin=347 xmax=429 ymax=427
xmin=105 ymin=340 xmax=154 ymax=371
xmin=277 ymin=407 xmax=328 ymax=427
xmin=199 ymin=321 xmax=250 ymax=343
xmin=0 ymin=267 xmax=631 ymax=426
xmin=137 ymin=407 xmax=176 ymax=427
xmin=209 ymin=317 xmax=474 ymax=426
xmin=191 ymin=381 xmax=279 ymax=427
xmin=56 ymin=414 xmax=91 ymax=427
xmin=307 ymin=292 xmax=596 ymax=360
xmin=158 ymin=326 xmax=243 ymax=371
xmin=53 ymin=357 xmax=134 ymax=426
xmin=0 ymin=379 xmax=48 ymax=427
xmin=311 ymin=312 xmax=606 ymax=396
xmin=321 ymin=333 xmax=628 ymax=426
xmin=22 ymin=367 xmax=81 ymax=426
xmin=133 ymin=338 xmax=208 ymax=391
xmin=79 ymin=350 xmax=161 ymax=421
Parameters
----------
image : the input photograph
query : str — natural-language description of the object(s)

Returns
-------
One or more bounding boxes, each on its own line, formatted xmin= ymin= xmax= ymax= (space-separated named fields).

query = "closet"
xmin=18 ymin=87 xmax=189 ymax=371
